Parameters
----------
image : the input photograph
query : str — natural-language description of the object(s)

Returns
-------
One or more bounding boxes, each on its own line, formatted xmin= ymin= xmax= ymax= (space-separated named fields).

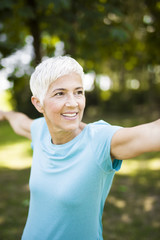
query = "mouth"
xmin=61 ymin=112 xmax=78 ymax=120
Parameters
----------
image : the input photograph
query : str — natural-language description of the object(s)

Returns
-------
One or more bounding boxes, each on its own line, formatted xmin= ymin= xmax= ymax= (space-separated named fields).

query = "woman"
xmin=0 ymin=56 xmax=160 ymax=240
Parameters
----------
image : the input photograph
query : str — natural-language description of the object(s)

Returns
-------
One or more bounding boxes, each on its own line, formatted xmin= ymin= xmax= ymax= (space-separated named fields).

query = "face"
xmin=40 ymin=72 xmax=86 ymax=135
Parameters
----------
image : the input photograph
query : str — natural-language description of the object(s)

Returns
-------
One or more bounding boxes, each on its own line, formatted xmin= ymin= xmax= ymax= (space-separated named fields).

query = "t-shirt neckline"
xmin=47 ymin=124 xmax=89 ymax=149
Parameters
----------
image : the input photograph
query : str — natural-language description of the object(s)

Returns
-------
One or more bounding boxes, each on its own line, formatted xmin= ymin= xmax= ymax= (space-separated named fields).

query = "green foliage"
xmin=0 ymin=0 xmax=160 ymax=114
xmin=8 ymin=73 xmax=41 ymax=118
xmin=0 ymin=90 xmax=12 ymax=111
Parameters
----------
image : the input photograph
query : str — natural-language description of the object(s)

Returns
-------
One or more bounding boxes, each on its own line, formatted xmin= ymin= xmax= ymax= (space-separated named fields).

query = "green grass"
xmin=0 ymin=122 xmax=32 ymax=169
xmin=0 ymin=114 xmax=160 ymax=240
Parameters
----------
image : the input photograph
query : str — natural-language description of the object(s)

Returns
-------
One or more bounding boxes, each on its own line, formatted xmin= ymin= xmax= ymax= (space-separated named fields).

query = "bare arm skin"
xmin=111 ymin=119 xmax=160 ymax=160
xmin=0 ymin=110 xmax=33 ymax=139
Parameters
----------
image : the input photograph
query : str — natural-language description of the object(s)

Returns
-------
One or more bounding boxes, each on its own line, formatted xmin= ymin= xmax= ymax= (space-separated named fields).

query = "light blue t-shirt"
xmin=21 ymin=118 xmax=122 ymax=240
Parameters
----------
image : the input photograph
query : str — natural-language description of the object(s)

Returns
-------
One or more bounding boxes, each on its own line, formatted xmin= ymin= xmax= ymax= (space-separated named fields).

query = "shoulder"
xmin=87 ymin=120 xmax=120 ymax=137
xmin=31 ymin=117 xmax=45 ymax=128
xmin=31 ymin=117 xmax=46 ymax=139
xmin=86 ymin=120 xmax=122 ymax=153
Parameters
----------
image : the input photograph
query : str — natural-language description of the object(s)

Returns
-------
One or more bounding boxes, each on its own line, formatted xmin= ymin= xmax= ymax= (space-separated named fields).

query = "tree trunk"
xmin=26 ymin=0 xmax=42 ymax=65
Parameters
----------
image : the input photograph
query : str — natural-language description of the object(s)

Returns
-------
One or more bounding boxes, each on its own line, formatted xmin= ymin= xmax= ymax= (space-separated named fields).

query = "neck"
xmin=51 ymin=129 xmax=80 ymax=145
xmin=49 ymin=122 xmax=86 ymax=145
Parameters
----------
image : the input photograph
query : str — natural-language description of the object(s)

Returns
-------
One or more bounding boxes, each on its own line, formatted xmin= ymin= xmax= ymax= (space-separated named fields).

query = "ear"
xmin=31 ymin=96 xmax=44 ymax=114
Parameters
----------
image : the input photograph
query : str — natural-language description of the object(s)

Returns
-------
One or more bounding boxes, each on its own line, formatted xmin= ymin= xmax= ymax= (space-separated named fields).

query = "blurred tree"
xmin=0 ymin=0 xmax=160 ymax=115
xmin=143 ymin=0 xmax=160 ymax=108
xmin=0 ymin=0 xmax=25 ymax=61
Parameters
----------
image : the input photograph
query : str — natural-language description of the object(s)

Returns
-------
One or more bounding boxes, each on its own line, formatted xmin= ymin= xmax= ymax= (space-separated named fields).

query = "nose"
xmin=65 ymin=94 xmax=78 ymax=107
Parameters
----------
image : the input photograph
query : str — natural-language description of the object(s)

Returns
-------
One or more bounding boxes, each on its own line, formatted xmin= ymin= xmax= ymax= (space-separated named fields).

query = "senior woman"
xmin=0 ymin=56 xmax=160 ymax=240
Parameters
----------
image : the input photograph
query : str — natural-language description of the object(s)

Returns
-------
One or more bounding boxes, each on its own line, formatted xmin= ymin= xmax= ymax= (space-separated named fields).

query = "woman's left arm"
xmin=111 ymin=119 xmax=160 ymax=160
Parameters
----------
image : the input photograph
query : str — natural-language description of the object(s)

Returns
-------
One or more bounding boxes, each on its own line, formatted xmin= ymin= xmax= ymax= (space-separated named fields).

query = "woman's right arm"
xmin=0 ymin=110 xmax=33 ymax=139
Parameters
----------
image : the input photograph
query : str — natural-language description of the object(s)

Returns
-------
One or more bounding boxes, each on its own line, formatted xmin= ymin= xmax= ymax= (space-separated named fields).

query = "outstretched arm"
xmin=111 ymin=119 xmax=160 ymax=160
xmin=0 ymin=110 xmax=33 ymax=139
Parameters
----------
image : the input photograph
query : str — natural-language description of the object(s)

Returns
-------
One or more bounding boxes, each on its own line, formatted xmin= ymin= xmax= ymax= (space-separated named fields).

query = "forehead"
xmin=48 ymin=72 xmax=83 ymax=90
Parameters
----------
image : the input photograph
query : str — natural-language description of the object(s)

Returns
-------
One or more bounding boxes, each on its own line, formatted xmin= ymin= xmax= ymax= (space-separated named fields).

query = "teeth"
xmin=62 ymin=113 xmax=77 ymax=117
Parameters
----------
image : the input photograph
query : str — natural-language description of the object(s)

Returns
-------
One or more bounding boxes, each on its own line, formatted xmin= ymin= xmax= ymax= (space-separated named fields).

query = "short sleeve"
xmin=90 ymin=120 xmax=122 ymax=173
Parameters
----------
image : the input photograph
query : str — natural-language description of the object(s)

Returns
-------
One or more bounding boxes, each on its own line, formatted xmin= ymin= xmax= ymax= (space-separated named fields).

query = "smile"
xmin=62 ymin=113 xmax=78 ymax=117
xmin=61 ymin=112 xmax=78 ymax=118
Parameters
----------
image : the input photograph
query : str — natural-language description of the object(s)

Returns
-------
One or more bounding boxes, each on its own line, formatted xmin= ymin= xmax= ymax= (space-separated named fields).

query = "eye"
xmin=76 ymin=90 xmax=84 ymax=95
xmin=55 ymin=92 xmax=64 ymax=96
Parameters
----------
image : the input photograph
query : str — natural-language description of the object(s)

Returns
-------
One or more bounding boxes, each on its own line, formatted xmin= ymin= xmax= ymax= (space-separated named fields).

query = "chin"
xmin=61 ymin=121 xmax=80 ymax=131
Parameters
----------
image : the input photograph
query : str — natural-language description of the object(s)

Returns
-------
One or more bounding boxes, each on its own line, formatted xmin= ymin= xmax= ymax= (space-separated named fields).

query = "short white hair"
xmin=30 ymin=56 xmax=84 ymax=104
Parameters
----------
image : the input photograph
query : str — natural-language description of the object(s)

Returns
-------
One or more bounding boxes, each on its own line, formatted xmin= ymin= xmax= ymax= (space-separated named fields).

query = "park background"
xmin=0 ymin=0 xmax=160 ymax=239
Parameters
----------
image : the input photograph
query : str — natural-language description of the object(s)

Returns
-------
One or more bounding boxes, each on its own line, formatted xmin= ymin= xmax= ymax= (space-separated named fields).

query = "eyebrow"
xmin=52 ymin=87 xmax=84 ymax=93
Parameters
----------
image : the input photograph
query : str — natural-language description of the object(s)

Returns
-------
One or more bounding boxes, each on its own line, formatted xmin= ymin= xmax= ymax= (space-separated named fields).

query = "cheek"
xmin=51 ymin=105 xmax=63 ymax=114
xmin=45 ymin=100 xmax=64 ymax=114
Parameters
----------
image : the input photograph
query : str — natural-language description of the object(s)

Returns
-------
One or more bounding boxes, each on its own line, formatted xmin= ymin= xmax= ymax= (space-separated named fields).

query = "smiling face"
xmin=32 ymin=72 xmax=86 ymax=143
